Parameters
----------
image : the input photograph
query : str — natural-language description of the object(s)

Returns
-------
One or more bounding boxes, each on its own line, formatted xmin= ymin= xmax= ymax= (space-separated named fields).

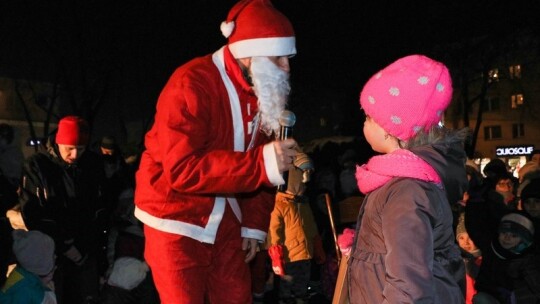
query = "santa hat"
xmin=220 ymin=0 xmax=296 ymax=59
xmin=12 ymin=229 xmax=55 ymax=276
xmin=56 ymin=116 xmax=89 ymax=146
xmin=360 ymin=55 xmax=453 ymax=141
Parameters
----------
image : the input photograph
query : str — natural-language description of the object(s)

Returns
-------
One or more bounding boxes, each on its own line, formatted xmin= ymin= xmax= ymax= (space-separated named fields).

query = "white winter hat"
xmin=107 ymin=257 xmax=149 ymax=290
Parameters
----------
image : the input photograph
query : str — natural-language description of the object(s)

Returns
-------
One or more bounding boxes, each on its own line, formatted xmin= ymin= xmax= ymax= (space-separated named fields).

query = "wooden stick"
xmin=324 ymin=193 xmax=341 ymax=264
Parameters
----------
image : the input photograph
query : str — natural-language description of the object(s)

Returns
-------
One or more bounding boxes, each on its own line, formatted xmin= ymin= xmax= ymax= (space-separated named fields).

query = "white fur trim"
xmin=220 ymin=21 xmax=235 ymax=38
xmin=212 ymin=47 xmax=245 ymax=152
xmin=134 ymin=197 xmax=225 ymax=244
xmin=263 ymin=143 xmax=285 ymax=186
xmin=229 ymin=37 xmax=296 ymax=58
xmin=241 ymin=227 xmax=267 ymax=242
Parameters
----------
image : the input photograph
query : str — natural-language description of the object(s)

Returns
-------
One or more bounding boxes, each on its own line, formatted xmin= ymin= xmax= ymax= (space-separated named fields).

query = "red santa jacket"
xmin=134 ymin=46 xmax=284 ymax=243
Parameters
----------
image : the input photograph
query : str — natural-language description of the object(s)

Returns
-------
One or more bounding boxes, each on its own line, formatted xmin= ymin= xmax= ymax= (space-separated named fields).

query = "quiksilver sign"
xmin=496 ymin=145 xmax=534 ymax=156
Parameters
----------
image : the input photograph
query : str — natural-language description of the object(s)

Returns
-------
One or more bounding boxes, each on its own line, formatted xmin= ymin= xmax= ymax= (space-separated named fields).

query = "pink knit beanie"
xmin=360 ymin=54 xmax=453 ymax=141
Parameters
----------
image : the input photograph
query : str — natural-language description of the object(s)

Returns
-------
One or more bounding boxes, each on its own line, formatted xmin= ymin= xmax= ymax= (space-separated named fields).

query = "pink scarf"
xmin=356 ymin=149 xmax=442 ymax=194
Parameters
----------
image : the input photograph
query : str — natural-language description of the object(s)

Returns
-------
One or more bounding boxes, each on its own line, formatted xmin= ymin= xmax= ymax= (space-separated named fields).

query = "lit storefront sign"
xmin=496 ymin=145 xmax=535 ymax=156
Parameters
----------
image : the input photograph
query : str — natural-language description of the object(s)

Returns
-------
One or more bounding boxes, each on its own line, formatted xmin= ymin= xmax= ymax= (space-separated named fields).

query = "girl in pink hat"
xmin=347 ymin=55 xmax=468 ymax=303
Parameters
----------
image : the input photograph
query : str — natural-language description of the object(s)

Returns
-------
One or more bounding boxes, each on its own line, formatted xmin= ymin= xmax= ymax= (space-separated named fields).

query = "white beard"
xmin=250 ymin=56 xmax=291 ymax=136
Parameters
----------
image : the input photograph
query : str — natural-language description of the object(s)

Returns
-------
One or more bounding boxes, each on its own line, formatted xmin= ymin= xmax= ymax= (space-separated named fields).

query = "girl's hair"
xmin=399 ymin=126 xmax=470 ymax=149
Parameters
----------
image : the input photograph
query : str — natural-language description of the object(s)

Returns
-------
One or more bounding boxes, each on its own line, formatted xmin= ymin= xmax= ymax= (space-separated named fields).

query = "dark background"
xmin=1 ymin=0 xmax=538 ymax=143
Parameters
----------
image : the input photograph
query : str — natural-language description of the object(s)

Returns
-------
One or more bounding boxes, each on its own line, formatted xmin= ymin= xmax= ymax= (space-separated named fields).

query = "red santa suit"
xmin=135 ymin=44 xmax=286 ymax=302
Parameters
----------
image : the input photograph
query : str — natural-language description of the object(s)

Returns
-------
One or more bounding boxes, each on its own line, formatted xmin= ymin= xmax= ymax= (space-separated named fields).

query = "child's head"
xmin=12 ymin=229 xmax=55 ymax=281
xmin=520 ymin=177 xmax=540 ymax=219
xmin=497 ymin=212 xmax=534 ymax=254
xmin=359 ymin=54 xmax=452 ymax=142
xmin=494 ymin=173 xmax=514 ymax=203
xmin=456 ymin=214 xmax=479 ymax=255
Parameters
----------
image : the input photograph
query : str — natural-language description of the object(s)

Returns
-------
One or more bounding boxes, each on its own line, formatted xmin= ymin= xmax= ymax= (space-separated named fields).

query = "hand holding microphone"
xmin=275 ymin=110 xmax=297 ymax=192
xmin=273 ymin=110 xmax=297 ymax=174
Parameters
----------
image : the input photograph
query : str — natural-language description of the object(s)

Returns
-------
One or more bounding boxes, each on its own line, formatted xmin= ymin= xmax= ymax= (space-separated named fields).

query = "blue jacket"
xmin=0 ymin=266 xmax=51 ymax=304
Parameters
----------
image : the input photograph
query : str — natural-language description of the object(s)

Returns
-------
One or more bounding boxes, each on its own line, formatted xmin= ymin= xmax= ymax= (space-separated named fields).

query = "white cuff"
xmin=241 ymin=227 xmax=267 ymax=242
xmin=263 ymin=143 xmax=285 ymax=186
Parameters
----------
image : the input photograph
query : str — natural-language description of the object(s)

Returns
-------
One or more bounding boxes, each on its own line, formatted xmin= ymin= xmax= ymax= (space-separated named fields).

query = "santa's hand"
xmin=242 ymin=237 xmax=258 ymax=263
xmin=273 ymin=139 xmax=297 ymax=173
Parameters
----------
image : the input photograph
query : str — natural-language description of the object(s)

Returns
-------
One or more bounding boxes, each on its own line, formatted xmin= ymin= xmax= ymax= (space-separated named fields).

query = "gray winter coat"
xmin=348 ymin=140 xmax=467 ymax=303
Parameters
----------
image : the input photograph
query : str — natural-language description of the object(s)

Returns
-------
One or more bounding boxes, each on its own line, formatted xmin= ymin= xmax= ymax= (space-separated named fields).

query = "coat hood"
xmin=410 ymin=130 xmax=468 ymax=207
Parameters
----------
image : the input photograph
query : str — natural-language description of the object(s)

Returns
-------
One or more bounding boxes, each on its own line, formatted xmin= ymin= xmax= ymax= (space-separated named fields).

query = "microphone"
xmin=278 ymin=110 xmax=296 ymax=141
xmin=278 ymin=110 xmax=296 ymax=192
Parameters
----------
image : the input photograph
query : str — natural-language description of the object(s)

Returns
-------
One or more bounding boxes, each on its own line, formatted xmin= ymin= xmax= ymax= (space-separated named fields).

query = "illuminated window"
xmin=512 ymin=123 xmax=525 ymax=138
xmin=484 ymin=125 xmax=502 ymax=140
xmin=488 ymin=68 xmax=499 ymax=83
xmin=483 ymin=96 xmax=500 ymax=111
xmin=511 ymin=94 xmax=524 ymax=109
xmin=509 ymin=64 xmax=521 ymax=79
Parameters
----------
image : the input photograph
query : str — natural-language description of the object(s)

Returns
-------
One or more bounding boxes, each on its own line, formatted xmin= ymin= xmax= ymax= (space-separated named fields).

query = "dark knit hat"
xmin=100 ymin=135 xmax=117 ymax=150
xmin=483 ymin=159 xmax=508 ymax=181
xmin=12 ymin=229 xmax=55 ymax=276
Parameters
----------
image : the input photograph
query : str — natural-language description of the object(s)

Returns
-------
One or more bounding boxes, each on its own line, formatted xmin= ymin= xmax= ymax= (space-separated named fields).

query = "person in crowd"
xmin=15 ymin=116 xmax=108 ymax=304
xmin=267 ymin=152 xmax=325 ymax=304
xmin=473 ymin=211 xmax=540 ymax=303
xmin=451 ymin=164 xmax=483 ymax=230
xmin=0 ymin=229 xmax=57 ymax=303
xmin=100 ymin=187 xmax=159 ymax=304
xmin=348 ymin=54 xmax=467 ymax=303
xmin=520 ymin=177 xmax=540 ymax=245
xmin=493 ymin=172 xmax=518 ymax=209
xmin=0 ymin=123 xmax=24 ymax=188
xmin=455 ymin=213 xmax=482 ymax=304
xmin=517 ymin=161 xmax=539 ymax=200
xmin=0 ymin=217 xmax=13 ymax=288
xmin=133 ymin=0 xmax=298 ymax=302
xmin=338 ymin=149 xmax=360 ymax=199
xmin=530 ymin=149 xmax=540 ymax=165
xmin=517 ymin=161 xmax=538 ymax=184
xmin=92 ymin=135 xmax=134 ymax=275
xmin=467 ymin=169 xmax=520 ymax=254
xmin=95 ymin=135 xmax=132 ymax=190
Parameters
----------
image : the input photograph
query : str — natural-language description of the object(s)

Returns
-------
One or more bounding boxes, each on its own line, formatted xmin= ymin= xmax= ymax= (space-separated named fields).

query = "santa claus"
xmin=134 ymin=0 xmax=298 ymax=302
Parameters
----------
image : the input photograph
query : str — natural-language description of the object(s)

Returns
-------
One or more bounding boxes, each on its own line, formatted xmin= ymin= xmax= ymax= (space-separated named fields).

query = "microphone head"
xmin=279 ymin=110 xmax=296 ymax=128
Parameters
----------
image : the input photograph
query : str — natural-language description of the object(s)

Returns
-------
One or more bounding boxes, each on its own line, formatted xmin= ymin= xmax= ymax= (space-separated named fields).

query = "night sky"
xmin=1 ymin=0 xmax=538 ymax=143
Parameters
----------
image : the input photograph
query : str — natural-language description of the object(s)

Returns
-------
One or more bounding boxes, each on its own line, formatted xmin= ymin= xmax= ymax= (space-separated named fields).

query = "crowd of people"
xmin=1 ymin=0 xmax=540 ymax=303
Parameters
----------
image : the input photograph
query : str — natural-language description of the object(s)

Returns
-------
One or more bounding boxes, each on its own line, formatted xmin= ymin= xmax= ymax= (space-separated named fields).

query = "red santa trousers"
xmin=144 ymin=204 xmax=252 ymax=304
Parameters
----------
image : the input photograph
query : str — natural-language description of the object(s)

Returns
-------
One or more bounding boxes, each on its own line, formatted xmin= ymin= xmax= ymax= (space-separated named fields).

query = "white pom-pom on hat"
xmin=220 ymin=21 xmax=235 ymax=38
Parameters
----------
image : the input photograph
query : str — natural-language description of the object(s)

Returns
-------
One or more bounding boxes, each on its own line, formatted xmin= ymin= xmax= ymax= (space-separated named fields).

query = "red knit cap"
xmin=56 ymin=116 xmax=89 ymax=145
xmin=220 ymin=0 xmax=296 ymax=59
